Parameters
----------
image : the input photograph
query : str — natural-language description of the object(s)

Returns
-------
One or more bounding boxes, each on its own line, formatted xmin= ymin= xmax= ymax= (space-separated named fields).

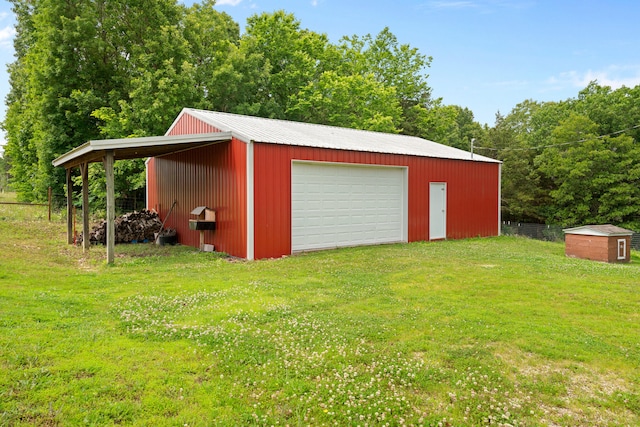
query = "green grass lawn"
xmin=1 ymin=194 xmax=639 ymax=426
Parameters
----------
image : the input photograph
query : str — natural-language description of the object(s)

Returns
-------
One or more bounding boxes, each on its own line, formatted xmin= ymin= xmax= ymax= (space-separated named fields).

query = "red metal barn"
xmin=146 ymin=108 xmax=502 ymax=260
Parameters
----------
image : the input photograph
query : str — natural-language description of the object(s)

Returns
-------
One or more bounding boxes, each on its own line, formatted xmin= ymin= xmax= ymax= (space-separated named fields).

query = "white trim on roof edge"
xmin=165 ymin=109 xmax=188 ymax=136
xmin=166 ymin=109 xmax=255 ymax=145
xmin=52 ymin=132 xmax=233 ymax=167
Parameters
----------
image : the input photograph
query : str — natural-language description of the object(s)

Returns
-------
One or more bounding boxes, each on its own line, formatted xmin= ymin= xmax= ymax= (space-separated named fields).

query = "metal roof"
xmin=171 ymin=108 xmax=500 ymax=164
xmin=563 ymin=224 xmax=634 ymax=236
xmin=54 ymin=108 xmax=499 ymax=169
xmin=52 ymin=132 xmax=233 ymax=168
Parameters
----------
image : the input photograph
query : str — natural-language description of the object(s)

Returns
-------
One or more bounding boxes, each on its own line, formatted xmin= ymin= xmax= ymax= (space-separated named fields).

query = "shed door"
xmin=429 ymin=182 xmax=447 ymax=240
xmin=617 ymin=239 xmax=626 ymax=260
xmin=291 ymin=162 xmax=406 ymax=252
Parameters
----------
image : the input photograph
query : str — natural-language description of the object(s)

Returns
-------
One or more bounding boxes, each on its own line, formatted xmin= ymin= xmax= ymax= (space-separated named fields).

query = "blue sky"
xmin=1 ymin=0 xmax=640 ymax=153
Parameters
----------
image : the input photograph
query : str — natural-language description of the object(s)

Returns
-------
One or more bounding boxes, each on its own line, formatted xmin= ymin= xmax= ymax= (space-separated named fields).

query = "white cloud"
xmin=216 ymin=0 xmax=243 ymax=5
xmin=0 ymin=25 xmax=15 ymax=48
xmin=548 ymin=65 xmax=640 ymax=91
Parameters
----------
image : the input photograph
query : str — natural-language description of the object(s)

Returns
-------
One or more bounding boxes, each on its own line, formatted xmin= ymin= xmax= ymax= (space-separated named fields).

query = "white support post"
xmin=498 ymin=162 xmax=502 ymax=236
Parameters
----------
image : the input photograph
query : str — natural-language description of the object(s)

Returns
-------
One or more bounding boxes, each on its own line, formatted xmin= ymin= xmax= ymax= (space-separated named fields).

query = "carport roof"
xmin=52 ymin=132 xmax=233 ymax=169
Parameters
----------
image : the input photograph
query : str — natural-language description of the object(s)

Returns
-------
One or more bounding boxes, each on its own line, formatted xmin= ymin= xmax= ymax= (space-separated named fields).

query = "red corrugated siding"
xmin=167 ymin=112 xmax=219 ymax=135
xmin=253 ymin=143 xmax=499 ymax=259
xmin=149 ymin=112 xmax=499 ymax=260
xmin=151 ymin=113 xmax=247 ymax=258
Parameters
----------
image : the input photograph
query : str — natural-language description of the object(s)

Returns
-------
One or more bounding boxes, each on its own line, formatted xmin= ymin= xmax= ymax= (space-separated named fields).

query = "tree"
xmin=575 ymin=82 xmax=640 ymax=138
xmin=287 ymin=71 xmax=402 ymax=132
xmin=2 ymin=0 xmax=36 ymax=199
xmin=488 ymin=84 xmax=640 ymax=228
xmin=0 ymin=154 xmax=10 ymax=192
xmin=3 ymin=0 xmax=187 ymax=203
xmin=88 ymin=1 xmax=248 ymax=210
xmin=182 ymin=0 xmax=252 ymax=113
xmin=484 ymin=112 xmax=545 ymax=222
xmin=238 ymin=11 xmax=330 ymax=119
xmin=235 ymin=14 xmax=437 ymax=135
xmin=4 ymin=4 xmax=445 ymax=207
xmin=453 ymin=106 xmax=485 ymax=150
xmin=402 ymin=101 xmax=457 ymax=144
xmin=336 ymin=27 xmax=433 ymax=135
xmin=92 ymin=24 xmax=199 ymax=138
xmin=337 ymin=28 xmax=432 ymax=107
xmin=407 ymin=103 xmax=485 ymax=150
xmin=535 ymin=113 xmax=640 ymax=229
xmin=482 ymin=99 xmax=576 ymax=222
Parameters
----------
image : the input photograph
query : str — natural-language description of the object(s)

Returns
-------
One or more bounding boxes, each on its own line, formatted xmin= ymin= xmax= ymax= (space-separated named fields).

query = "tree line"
xmin=2 ymin=0 xmax=639 ymax=230
xmin=481 ymin=83 xmax=640 ymax=230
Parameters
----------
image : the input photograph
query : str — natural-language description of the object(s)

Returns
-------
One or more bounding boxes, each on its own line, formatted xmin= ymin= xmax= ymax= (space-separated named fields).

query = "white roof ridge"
xmin=186 ymin=107 xmax=431 ymax=140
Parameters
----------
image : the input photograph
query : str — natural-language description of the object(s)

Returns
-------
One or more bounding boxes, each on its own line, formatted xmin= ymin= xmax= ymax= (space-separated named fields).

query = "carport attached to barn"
xmin=52 ymin=132 xmax=233 ymax=263
xmin=52 ymin=108 xmax=502 ymax=263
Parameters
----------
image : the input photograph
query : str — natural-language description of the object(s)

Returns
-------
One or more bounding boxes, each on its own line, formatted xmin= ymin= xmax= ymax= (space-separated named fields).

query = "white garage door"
xmin=291 ymin=162 xmax=407 ymax=252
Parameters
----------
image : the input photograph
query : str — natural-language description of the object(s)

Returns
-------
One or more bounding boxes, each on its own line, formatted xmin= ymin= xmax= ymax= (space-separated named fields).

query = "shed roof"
xmin=563 ymin=224 xmax=634 ymax=236
xmin=169 ymin=108 xmax=499 ymax=164
xmin=190 ymin=206 xmax=209 ymax=215
xmin=52 ymin=132 xmax=233 ymax=169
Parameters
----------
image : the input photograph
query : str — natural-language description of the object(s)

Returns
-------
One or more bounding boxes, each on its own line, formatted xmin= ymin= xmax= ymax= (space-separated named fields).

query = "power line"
xmin=474 ymin=124 xmax=640 ymax=152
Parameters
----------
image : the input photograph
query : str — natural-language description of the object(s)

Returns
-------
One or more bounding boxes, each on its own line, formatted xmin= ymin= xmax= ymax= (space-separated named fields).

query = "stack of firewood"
xmin=80 ymin=210 xmax=163 ymax=245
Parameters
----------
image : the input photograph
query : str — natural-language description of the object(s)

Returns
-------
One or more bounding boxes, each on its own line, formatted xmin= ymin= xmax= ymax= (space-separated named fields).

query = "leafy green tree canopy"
xmin=484 ymin=83 xmax=640 ymax=229
xmin=2 ymin=2 xmax=475 ymax=212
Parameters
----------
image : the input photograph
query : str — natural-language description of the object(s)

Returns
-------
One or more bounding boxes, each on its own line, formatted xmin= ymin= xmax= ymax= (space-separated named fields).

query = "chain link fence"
xmin=501 ymin=221 xmax=640 ymax=251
